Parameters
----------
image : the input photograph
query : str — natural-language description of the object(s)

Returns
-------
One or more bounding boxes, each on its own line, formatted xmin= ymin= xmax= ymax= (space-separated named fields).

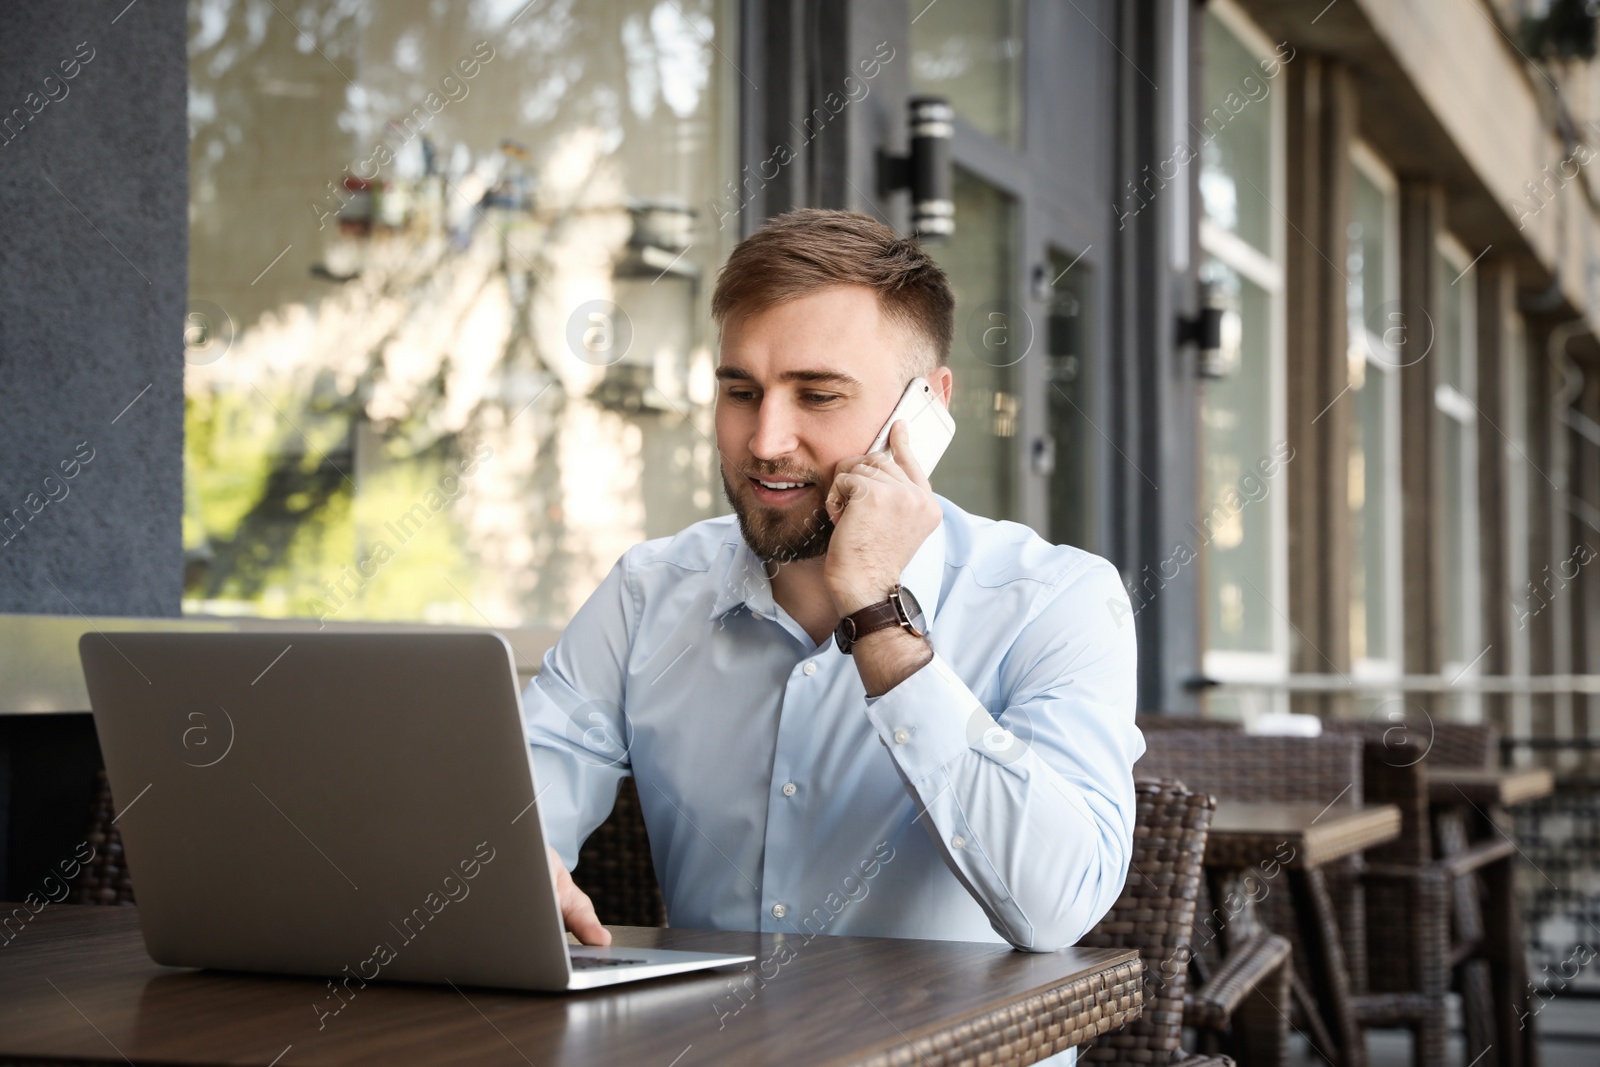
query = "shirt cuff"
xmin=862 ymin=652 xmax=982 ymax=782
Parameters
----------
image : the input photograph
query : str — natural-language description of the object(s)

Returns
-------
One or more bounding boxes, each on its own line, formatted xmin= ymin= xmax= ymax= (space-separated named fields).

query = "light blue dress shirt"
xmin=522 ymin=494 xmax=1143 ymax=1052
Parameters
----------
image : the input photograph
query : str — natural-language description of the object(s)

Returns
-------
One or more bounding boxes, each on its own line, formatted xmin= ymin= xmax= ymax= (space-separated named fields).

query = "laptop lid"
xmin=79 ymin=631 xmax=575 ymax=991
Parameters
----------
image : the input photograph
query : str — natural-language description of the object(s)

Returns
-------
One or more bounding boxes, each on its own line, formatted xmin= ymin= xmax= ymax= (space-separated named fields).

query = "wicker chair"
xmin=1136 ymin=732 xmax=1368 ymax=1067
xmin=73 ymin=770 xmax=135 ymax=906
xmin=1323 ymin=720 xmax=1527 ymax=1067
xmin=1078 ymin=778 xmax=1232 ymax=1067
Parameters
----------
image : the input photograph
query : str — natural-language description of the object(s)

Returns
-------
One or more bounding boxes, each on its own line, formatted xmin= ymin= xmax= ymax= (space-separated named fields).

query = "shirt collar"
xmin=708 ymin=513 xmax=945 ymax=632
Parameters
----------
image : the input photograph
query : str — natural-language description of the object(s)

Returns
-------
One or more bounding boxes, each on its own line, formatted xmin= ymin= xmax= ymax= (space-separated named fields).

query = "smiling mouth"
xmin=751 ymin=477 xmax=811 ymax=490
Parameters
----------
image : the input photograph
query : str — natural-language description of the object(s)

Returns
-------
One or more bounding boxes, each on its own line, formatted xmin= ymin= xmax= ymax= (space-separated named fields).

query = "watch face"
xmin=895 ymin=586 xmax=925 ymax=630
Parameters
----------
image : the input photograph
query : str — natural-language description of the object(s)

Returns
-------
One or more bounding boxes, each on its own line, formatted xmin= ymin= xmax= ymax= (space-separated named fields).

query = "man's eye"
xmin=803 ymin=393 xmax=840 ymax=404
xmin=725 ymin=389 xmax=757 ymax=401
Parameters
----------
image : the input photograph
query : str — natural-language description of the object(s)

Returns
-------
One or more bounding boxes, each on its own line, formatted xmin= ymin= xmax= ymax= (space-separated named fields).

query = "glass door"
xmin=1043 ymin=246 xmax=1096 ymax=550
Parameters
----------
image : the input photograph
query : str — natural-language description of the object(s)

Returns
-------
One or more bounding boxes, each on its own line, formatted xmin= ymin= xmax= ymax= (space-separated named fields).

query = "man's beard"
xmin=720 ymin=467 xmax=835 ymax=563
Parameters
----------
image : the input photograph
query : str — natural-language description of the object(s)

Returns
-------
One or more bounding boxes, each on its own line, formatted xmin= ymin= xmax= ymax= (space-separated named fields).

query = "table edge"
xmin=830 ymin=955 xmax=1144 ymax=1067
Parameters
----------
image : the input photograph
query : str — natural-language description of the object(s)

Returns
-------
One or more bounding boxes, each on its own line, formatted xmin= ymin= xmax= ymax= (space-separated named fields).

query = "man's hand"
xmin=823 ymin=419 xmax=943 ymax=615
xmin=547 ymin=844 xmax=611 ymax=946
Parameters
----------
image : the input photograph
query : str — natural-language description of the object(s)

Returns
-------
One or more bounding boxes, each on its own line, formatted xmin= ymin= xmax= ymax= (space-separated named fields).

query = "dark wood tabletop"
xmin=1428 ymin=766 xmax=1555 ymax=808
xmin=0 ymin=904 xmax=1141 ymax=1067
xmin=1204 ymin=801 xmax=1402 ymax=870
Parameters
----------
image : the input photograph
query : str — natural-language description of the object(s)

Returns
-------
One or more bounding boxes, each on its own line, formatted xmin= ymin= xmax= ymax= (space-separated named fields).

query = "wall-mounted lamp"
xmin=880 ymin=96 xmax=954 ymax=242
xmin=1179 ymin=281 xmax=1241 ymax=379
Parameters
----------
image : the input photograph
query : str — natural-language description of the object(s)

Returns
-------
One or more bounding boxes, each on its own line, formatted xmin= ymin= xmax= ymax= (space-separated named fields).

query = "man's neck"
xmin=769 ymin=556 xmax=842 ymax=648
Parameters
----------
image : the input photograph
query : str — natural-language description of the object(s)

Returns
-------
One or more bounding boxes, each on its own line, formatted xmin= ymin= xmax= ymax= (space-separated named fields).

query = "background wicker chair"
xmin=1078 ymin=777 xmax=1232 ymax=1067
xmin=1136 ymin=715 xmax=1243 ymax=733
xmin=1323 ymin=719 xmax=1499 ymax=774
xmin=1323 ymin=719 xmax=1527 ymax=1067
xmin=1136 ymin=731 xmax=1370 ymax=1067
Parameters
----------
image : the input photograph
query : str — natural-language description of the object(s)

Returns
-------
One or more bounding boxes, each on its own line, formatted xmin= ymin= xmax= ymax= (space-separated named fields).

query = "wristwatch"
xmin=834 ymin=585 xmax=924 ymax=654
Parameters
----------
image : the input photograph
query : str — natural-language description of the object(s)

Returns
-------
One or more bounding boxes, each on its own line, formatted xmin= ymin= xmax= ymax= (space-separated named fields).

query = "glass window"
xmin=1198 ymin=8 xmax=1276 ymax=256
xmin=1505 ymin=311 xmax=1532 ymax=748
xmin=1197 ymin=4 xmax=1286 ymax=699
xmin=1346 ymin=151 xmax=1402 ymax=671
xmin=908 ymin=0 xmax=1024 ymax=146
xmin=1199 ymin=259 xmax=1279 ymax=654
xmin=1348 ymin=359 xmax=1393 ymax=661
xmin=927 ymin=166 xmax=1019 ymax=521
xmin=1436 ymin=237 xmax=1480 ymax=697
xmin=1044 ymin=247 xmax=1094 ymax=549
xmin=182 ymin=0 xmax=735 ymax=629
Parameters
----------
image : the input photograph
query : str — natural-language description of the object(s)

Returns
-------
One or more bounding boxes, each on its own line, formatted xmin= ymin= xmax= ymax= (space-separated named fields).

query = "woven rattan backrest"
xmin=1425 ymin=721 xmax=1499 ymax=769
xmin=1322 ymin=717 xmax=1496 ymax=770
xmin=1134 ymin=731 xmax=1363 ymax=806
xmin=1135 ymin=714 xmax=1243 ymax=733
xmin=576 ymin=778 xmax=668 ymax=927
xmin=73 ymin=769 xmax=136 ymax=906
xmin=1080 ymin=778 xmax=1215 ymax=1065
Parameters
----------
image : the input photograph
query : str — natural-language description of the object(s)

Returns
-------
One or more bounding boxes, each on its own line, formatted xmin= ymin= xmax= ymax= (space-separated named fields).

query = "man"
xmin=523 ymin=209 xmax=1142 ymax=976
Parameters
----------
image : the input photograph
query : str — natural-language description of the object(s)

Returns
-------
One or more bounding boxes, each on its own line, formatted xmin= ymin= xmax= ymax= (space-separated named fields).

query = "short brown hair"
xmin=710 ymin=209 xmax=954 ymax=372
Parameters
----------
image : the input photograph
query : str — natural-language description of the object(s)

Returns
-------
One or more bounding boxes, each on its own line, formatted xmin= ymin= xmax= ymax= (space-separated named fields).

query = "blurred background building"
xmin=5 ymin=0 xmax=1600 ymax=1018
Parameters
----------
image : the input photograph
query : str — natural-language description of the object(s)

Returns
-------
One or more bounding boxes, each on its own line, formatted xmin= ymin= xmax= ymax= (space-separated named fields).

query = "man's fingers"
xmin=562 ymin=884 xmax=613 ymax=946
xmin=547 ymin=845 xmax=612 ymax=946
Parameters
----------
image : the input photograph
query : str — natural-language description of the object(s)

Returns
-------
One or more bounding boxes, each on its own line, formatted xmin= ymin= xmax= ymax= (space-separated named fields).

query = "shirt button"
xmin=782 ymin=782 xmax=798 ymax=797
xmin=802 ymin=661 xmax=817 ymax=676
xmin=893 ymin=728 xmax=910 ymax=745
xmin=951 ymin=835 xmax=966 ymax=850
xmin=771 ymin=903 xmax=787 ymax=919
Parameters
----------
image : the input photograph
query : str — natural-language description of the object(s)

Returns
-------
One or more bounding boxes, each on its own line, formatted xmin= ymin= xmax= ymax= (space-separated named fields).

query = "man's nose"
xmin=748 ymin=396 xmax=799 ymax=461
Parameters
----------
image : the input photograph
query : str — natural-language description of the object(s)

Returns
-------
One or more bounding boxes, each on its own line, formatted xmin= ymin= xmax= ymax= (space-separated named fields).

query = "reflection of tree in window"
xmin=183 ymin=0 xmax=731 ymax=627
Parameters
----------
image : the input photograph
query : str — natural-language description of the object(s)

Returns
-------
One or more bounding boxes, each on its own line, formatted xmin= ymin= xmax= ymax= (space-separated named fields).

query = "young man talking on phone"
xmin=522 ymin=211 xmax=1143 ymax=997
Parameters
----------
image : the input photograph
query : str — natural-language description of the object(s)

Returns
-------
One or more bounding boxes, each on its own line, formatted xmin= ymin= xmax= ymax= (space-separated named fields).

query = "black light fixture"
xmin=1179 ymin=281 xmax=1240 ymax=379
xmin=880 ymin=96 xmax=954 ymax=242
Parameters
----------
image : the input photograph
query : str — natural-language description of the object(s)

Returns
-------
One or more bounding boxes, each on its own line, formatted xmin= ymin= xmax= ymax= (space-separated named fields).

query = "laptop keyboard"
xmin=571 ymin=955 xmax=649 ymax=970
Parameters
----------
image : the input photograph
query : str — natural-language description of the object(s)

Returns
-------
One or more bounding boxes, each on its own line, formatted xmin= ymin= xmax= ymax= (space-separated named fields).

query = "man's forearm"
xmin=850 ymin=626 xmax=934 ymax=698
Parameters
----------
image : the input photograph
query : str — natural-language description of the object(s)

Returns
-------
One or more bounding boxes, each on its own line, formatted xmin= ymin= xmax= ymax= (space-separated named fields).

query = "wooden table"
xmin=1428 ymin=766 xmax=1555 ymax=808
xmin=1207 ymin=802 xmax=1401 ymax=871
xmin=1204 ymin=802 xmax=1401 ymax=1067
xmin=0 ymin=905 xmax=1142 ymax=1066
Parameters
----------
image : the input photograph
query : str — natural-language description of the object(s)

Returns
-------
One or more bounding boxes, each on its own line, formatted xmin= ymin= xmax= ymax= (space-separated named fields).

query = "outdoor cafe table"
xmin=1427 ymin=766 xmax=1556 ymax=809
xmin=0 ymin=903 xmax=1142 ymax=1066
xmin=1205 ymin=801 xmax=1402 ymax=1067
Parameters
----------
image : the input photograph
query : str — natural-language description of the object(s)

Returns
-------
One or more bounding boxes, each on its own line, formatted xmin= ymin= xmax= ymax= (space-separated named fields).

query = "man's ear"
xmin=929 ymin=366 xmax=954 ymax=409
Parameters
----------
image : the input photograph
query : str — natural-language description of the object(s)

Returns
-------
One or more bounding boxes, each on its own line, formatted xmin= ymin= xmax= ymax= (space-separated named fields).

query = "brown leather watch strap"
xmin=834 ymin=586 xmax=923 ymax=654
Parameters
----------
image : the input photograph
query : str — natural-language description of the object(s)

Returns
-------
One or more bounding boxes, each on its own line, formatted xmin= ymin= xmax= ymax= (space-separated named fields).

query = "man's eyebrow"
xmin=713 ymin=367 xmax=864 ymax=388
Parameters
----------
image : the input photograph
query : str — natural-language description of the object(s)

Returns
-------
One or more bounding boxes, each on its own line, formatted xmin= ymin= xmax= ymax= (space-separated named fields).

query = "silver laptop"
xmin=79 ymin=630 xmax=753 ymax=991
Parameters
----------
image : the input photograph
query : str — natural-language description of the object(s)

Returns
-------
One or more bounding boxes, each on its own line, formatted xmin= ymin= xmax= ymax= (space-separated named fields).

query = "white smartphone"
xmin=869 ymin=376 xmax=956 ymax=476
